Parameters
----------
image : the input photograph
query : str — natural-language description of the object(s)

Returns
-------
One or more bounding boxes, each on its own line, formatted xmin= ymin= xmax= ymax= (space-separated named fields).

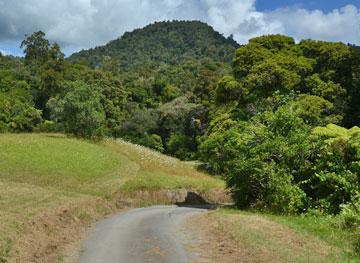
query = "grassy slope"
xmin=204 ymin=209 xmax=360 ymax=262
xmin=2 ymin=133 xmax=356 ymax=262
xmin=0 ymin=133 xmax=224 ymax=261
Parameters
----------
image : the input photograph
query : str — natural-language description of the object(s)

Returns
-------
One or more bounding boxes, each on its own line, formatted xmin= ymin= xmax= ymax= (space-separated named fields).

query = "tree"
xmin=244 ymin=60 xmax=300 ymax=97
xmin=249 ymin=34 xmax=295 ymax=51
xmin=214 ymin=76 xmax=244 ymax=104
xmin=291 ymin=94 xmax=342 ymax=126
xmin=0 ymin=89 xmax=42 ymax=132
xmin=20 ymin=31 xmax=67 ymax=118
xmin=20 ymin=31 xmax=50 ymax=64
xmin=232 ymin=44 xmax=271 ymax=79
xmin=48 ymin=81 xmax=106 ymax=139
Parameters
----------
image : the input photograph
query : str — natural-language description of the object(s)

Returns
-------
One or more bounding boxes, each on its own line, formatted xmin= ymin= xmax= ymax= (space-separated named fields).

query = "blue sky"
xmin=1 ymin=0 xmax=360 ymax=56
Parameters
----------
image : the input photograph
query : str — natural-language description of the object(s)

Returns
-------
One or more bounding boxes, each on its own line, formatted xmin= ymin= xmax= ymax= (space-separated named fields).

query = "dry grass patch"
xmin=186 ymin=209 xmax=347 ymax=263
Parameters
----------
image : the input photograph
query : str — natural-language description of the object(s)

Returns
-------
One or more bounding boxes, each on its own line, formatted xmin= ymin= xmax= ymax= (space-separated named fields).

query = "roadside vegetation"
xmin=192 ymin=208 xmax=359 ymax=262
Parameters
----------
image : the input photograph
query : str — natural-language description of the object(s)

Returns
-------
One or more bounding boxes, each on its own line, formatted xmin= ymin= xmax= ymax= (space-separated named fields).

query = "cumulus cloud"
xmin=266 ymin=4 xmax=360 ymax=44
xmin=0 ymin=0 xmax=359 ymax=55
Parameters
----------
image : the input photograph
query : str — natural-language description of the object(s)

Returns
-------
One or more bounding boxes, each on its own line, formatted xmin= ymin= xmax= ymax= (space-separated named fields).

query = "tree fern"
xmin=313 ymin=124 xmax=360 ymax=158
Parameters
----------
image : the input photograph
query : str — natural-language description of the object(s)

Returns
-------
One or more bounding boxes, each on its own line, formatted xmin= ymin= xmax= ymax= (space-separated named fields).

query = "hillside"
xmin=69 ymin=20 xmax=239 ymax=69
xmin=0 ymin=133 xmax=226 ymax=262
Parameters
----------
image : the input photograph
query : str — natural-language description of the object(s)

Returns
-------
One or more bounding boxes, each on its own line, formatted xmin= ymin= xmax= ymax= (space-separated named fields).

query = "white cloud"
xmin=0 ymin=0 xmax=359 ymax=55
xmin=266 ymin=4 xmax=360 ymax=44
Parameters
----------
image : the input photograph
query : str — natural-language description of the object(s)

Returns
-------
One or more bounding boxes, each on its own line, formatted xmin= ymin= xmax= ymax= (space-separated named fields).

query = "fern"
xmin=313 ymin=124 xmax=360 ymax=158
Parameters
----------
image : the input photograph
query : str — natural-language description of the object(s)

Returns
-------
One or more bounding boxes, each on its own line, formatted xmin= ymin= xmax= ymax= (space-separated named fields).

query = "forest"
xmin=1 ymin=20 xmax=359 ymax=224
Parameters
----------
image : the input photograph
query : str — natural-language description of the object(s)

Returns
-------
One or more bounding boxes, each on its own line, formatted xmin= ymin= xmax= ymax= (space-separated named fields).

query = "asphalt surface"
xmin=79 ymin=205 xmax=207 ymax=263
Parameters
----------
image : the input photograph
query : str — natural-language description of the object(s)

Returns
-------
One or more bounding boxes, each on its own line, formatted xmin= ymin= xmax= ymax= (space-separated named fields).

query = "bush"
xmin=337 ymin=198 xmax=360 ymax=230
xmin=167 ymin=133 xmax=196 ymax=160
xmin=0 ymin=90 xmax=42 ymax=132
xmin=201 ymin=105 xmax=312 ymax=214
xmin=48 ymin=81 xmax=106 ymax=139
xmin=336 ymin=198 xmax=360 ymax=254
xmin=310 ymin=125 xmax=360 ymax=213
xmin=36 ymin=120 xmax=60 ymax=133
xmin=146 ymin=134 xmax=164 ymax=152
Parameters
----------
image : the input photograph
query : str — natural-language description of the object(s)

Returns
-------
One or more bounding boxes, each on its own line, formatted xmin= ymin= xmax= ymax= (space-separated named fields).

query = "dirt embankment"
xmin=6 ymin=189 xmax=229 ymax=263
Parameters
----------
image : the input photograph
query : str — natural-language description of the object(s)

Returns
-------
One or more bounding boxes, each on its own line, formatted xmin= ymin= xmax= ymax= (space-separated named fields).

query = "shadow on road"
xmin=175 ymin=191 xmax=233 ymax=210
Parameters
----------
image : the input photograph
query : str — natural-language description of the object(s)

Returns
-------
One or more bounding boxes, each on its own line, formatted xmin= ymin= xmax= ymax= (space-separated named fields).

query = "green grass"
xmin=265 ymin=213 xmax=360 ymax=262
xmin=0 ymin=133 xmax=134 ymax=195
xmin=213 ymin=209 xmax=360 ymax=262
xmin=107 ymin=139 xmax=225 ymax=192
xmin=0 ymin=133 xmax=225 ymax=261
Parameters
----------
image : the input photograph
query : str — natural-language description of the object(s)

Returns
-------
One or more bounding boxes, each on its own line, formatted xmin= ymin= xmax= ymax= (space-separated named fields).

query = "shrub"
xmin=337 ymin=197 xmax=360 ymax=230
xmin=48 ymin=81 xmax=106 ymax=139
xmin=147 ymin=134 xmax=164 ymax=152
xmin=36 ymin=120 xmax=59 ymax=133
xmin=201 ymin=105 xmax=312 ymax=214
xmin=167 ymin=133 xmax=196 ymax=160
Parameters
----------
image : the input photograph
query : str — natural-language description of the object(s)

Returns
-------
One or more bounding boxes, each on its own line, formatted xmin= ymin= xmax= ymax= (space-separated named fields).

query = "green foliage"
xmin=166 ymin=133 xmax=195 ymax=160
xmin=69 ymin=20 xmax=238 ymax=69
xmin=215 ymin=76 xmax=244 ymax=104
xmin=244 ymin=59 xmax=300 ymax=96
xmin=201 ymin=107 xmax=360 ymax=214
xmin=291 ymin=94 xmax=341 ymax=126
xmin=20 ymin=31 xmax=50 ymax=64
xmin=198 ymin=34 xmax=360 ymax=214
xmin=232 ymin=44 xmax=271 ymax=79
xmin=35 ymin=120 xmax=58 ymax=133
xmin=20 ymin=31 xmax=67 ymax=117
xmin=48 ymin=81 xmax=106 ymax=139
xmin=157 ymin=96 xmax=198 ymax=139
xmin=249 ymin=34 xmax=295 ymax=51
xmin=148 ymin=134 xmax=164 ymax=152
xmin=336 ymin=196 xmax=360 ymax=253
xmin=309 ymin=124 xmax=360 ymax=213
xmin=0 ymin=89 xmax=42 ymax=132
xmin=201 ymin=106 xmax=312 ymax=214
xmin=337 ymin=197 xmax=360 ymax=230
xmin=161 ymin=84 xmax=181 ymax=102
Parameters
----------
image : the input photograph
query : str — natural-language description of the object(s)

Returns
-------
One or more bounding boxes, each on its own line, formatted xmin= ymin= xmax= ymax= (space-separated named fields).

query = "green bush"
xmin=337 ymin=197 xmax=360 ymax=230
xmin=36 ymin=120 xmax=59 ymax=133
xmin=201 ymin=105 xmax=312 ymax=214
xmin=48 ymin=81 xmax=106 ymax=139
xmin=0 ymin=90 xmax=42 ymax=132
xmin=167 ymin=133 xmax=196 ymax=160
xmin=147 ymin=134 xmax=164 ymax=152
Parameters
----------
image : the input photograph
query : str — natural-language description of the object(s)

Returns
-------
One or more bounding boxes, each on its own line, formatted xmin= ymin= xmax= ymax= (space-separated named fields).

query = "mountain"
xmin=69 ymin=20 xmax=239 ymax=70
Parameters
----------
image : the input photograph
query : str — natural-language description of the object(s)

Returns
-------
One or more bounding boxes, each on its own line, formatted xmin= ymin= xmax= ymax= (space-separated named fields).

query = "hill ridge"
xmin=69 ymin=20 xmax=239 ymax=69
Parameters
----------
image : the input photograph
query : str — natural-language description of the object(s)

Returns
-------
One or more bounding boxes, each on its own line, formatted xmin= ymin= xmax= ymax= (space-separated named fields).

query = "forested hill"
xmin=69 ymin=20 xmax=239 ymax=69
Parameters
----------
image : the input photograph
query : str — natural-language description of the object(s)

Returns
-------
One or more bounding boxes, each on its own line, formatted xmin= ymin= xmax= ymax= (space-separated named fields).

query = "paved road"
xmin=79 ymin=205 xmax=207 ymax=263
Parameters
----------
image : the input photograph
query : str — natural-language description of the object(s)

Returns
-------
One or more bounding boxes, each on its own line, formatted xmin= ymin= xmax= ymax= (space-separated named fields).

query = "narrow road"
xmin=79 ymin=205 xmax=207 ymax=263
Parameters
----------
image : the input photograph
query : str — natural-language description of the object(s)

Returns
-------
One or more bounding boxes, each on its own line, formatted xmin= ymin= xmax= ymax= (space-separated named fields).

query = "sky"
xmin=0 ymin=0 xmax=359 ymax=56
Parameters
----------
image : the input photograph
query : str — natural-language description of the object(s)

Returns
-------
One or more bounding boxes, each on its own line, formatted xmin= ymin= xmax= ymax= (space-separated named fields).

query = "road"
xmin=78 ymin=205 xmax=207 ymax=263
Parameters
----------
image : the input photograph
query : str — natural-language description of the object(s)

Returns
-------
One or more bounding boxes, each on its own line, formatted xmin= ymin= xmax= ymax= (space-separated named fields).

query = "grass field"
xmin=200 ymin=209 xmax=360 ymax=262
xmin=0 ymin=133 xmax=225 ymax=262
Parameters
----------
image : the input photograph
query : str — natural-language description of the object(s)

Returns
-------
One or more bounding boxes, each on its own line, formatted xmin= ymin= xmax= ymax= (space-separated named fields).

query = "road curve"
xmin=79 ymin=205 xmax=207 ymax=263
